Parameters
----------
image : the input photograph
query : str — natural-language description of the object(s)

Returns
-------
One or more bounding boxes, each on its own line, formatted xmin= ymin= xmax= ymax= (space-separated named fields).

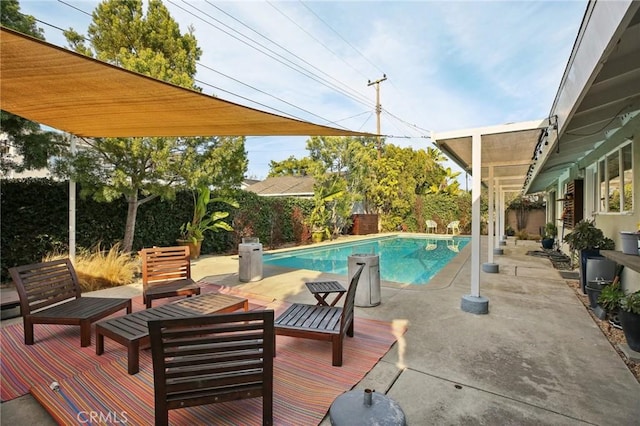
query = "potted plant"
xmin=308 ymin=203 xmax=330 ymax=243
xmin=563 ymin=219 xmax=615 ymax=293
xmin=177 ymin=185 xmax=239 ymax=259
xmin=619 ymin=290 xmax=640 ymax=352
xmin=597 ymin=281 xmax=624 ymax=328
xmin=541 ymin=222 xmax=557 ymax=249
xmin=307 ymin=181 xmax=344 ymax=243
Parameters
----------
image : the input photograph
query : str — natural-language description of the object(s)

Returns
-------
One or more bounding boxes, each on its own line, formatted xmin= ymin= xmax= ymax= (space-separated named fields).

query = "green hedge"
xmin=1 ymin=179 xmax=477 ymax=282
xmin=1 ymin=179 xmax=313 ymax=282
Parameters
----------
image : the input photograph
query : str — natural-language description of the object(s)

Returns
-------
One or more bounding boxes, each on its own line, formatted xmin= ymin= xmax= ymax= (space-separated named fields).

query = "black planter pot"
xmin=585 ymin=280 xmax=609 ymax=309
xmin=620 ymin=310 xmax=640 ymax=352
xmin=541 ymin=238 xmax=554 ymax=249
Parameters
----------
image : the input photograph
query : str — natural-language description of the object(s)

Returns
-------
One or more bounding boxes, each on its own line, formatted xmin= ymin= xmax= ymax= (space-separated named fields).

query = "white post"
xmin=499 ymin=189 xmax=506 ymax=240
xmin=487 ymin=167 xmax=494 ymax=264
xmin=69 ymin=135 xmax=76 ymax=261
xmin=470 ymin=133 xmax=482 ymax=297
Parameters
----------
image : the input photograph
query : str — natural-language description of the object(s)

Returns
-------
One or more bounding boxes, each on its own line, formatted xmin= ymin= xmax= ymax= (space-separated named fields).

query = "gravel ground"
xmin=567 ymin=279 xmax=640 ymax=383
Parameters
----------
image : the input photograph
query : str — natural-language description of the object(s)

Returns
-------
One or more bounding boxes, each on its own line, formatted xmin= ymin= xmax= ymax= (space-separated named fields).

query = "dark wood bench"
xmin=274 ymin=263 xmax=365 ymax=366
xmin=8 ymin=259 xmax=132 ymax=347
xmin=96 ymin=292 xmax=248 ymax=374
xmin=139 ymin=246 xmax=201 ymax=308
xmin=0 ymin=287 xmax=21 ymax=315
xmin=149 ymin=310 xmax=274 ymax=426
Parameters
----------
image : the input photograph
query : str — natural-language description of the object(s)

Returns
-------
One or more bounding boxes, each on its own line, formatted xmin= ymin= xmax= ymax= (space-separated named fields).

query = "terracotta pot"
xmin=176 ymin=239 xmax=202 ymax=259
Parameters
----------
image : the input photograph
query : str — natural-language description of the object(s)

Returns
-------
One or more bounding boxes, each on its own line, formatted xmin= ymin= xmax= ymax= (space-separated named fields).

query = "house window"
xmin=586 ymin=165 xmax=597 ymax=216
xmin=621 ymin=143 xmax=633 ymax=211
xmin=608 ymin=150 xmax=621 ymax=211
xmin=596 ymin=141 xmax=633 ymax=214
xmin=598 ymin=159 xmax=606 ymax=211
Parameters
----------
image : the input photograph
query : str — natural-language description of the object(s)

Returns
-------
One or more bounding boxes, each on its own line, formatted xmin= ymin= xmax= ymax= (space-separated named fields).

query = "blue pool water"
xmin=263 ymin=235 xmax=469 ymax=285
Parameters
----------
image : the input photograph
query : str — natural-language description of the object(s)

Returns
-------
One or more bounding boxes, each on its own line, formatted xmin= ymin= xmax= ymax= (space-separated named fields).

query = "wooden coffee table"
xmin=96 ymin=292 xmax=248 ymax=374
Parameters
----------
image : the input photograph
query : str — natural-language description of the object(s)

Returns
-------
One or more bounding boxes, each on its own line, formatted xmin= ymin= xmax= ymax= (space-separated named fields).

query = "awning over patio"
xmin=433 ymin=119 xmax=548 ymax=190
xmin=432 ymin=120 xmax=549 ymax=313
xmin=0 ymin=27 xmax=372 ymax=139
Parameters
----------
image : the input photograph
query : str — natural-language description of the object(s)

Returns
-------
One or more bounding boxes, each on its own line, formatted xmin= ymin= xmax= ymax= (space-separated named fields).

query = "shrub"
xmin=44 ymin=243 xmax=137 ymax=292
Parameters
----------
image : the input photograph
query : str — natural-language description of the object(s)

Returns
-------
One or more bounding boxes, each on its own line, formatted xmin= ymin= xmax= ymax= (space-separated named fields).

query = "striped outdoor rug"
xmin=0 ymin=283 xmax=272 ymax=401
xmin=2 ymin=285 xmax=405 ymax=424
xmin=30 ymin=315 xmax=401 ymax=425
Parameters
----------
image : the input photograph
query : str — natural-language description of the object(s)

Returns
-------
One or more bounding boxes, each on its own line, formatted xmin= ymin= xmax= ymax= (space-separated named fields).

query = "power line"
xmin=266 ymin=1 xmax=370 ymax=82
xmin=298 ymin=1 xmax=386 ymax=76
xmin=36 ymin=2 xmax=431 ymax=140
xmin=170 ymin=0 xmax=373 ymax=109
xmin=207 ymin=0 xmax=372 ymax=107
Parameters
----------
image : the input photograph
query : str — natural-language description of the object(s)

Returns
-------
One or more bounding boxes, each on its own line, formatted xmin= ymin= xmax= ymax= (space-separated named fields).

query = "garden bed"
xmin=566 ymin=279 xmax=640 ymax=383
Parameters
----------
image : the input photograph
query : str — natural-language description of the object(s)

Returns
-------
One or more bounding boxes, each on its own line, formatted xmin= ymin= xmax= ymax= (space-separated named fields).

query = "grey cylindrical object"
xmin=482 ymin=262 xmax=499 ymax=273
xmin=330 ymin=389 xmax=406 ymax=426
xmin=238 ymin=243 xmax=263 ymax=282
xmin=461 ymin=294 xmax=489 ymax=315
xmin=364 ymin=389 xmax=373 ymax=406
xmin=585 ymin=258 xmax=616 ymax=284
xmin=348 ymin=254 xmax=380 ymax=307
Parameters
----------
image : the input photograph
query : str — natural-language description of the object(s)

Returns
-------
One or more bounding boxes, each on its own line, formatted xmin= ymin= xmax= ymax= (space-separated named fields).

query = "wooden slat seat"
xmin=8 ymin=259 xmax=132 ymax=347
xmin=149 ymin=310 xmax=274 ymax=426
xmin=140 ymin=246 xmax=201 ymax=308
xmin=274 ymin=263 xmax=365 ymax=366
xmin=96 ymin=292 xmax=248 ymax=374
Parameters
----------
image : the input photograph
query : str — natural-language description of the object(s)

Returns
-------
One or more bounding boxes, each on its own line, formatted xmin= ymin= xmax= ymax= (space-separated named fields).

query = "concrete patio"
xmin=2 ymin=235 xmax=639 ymax=425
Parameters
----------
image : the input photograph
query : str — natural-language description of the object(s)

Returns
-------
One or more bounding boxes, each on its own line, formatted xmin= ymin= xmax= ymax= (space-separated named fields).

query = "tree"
xmin=268 ymin=156 xmax=318 ymax=177
xmin=59 ymin=0 xmax=247 ymax=252
xmin=0 ymin=0 xmax=66 ymax=175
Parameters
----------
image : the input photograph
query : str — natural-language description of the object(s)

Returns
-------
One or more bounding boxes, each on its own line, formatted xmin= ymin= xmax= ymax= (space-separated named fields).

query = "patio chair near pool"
xmin=274 ymin=263 xmax=365 ymax=366
xmin=426 ymin=219 xmax=438 ymax=234
xmin=139 ymin=246 xmax=201 ymax=308
xmin=8 ymin=259 xmax=131 ymax=347
xmin=149 ymin=310 xmax=274 ymax=426
xmin=446 ymin=220 xmax=460 ymax=235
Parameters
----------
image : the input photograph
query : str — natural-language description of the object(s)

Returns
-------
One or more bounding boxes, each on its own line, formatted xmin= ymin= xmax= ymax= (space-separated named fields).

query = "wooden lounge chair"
xmin=8 ymin=259 xmax=131 ymax=347
xmin=274 ymin=263 xmax=365 ymax=366
xmin=139 ymin=246 xmax=201 ymax=308
xmin=148 ymin=310 xmax=275 ymax=426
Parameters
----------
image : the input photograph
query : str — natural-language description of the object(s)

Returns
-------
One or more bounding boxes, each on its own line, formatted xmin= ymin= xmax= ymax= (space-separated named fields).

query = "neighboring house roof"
xmin=241 ymin=179 xmax=261 ymax=190
xmin=245 ymin=176 xmax=315 ymax=197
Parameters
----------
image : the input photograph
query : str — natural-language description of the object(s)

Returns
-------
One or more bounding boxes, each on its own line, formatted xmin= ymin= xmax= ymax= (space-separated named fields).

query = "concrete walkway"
xmin=2 ymin=235 xmax=639 ymax=425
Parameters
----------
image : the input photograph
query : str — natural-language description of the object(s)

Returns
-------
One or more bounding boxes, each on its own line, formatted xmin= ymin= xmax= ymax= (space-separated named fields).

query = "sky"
xmin=17 ymin=0 xmax=588 ymax=182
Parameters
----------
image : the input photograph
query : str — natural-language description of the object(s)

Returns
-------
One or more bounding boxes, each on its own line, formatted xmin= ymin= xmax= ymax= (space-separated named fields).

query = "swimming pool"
xmin=263 ymin=235 xmax=469 ymax=285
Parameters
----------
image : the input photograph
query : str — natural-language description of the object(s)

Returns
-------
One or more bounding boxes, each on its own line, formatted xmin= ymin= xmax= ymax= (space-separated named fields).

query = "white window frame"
xmin=594 ymin=141 xmax=634 ymax=214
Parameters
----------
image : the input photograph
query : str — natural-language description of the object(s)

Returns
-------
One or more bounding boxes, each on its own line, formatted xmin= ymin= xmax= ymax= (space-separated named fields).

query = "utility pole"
xmin=367 ymin=74 xmax=387 ymax=158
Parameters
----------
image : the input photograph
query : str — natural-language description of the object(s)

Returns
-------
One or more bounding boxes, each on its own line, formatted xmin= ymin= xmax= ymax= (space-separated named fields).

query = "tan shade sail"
xmin=0 ymin=27 xmax=372 ymax=138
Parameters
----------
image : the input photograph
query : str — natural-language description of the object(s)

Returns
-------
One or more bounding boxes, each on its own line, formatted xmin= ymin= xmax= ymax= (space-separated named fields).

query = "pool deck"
xmin=2 ymin=234 xmax=640 ymax=424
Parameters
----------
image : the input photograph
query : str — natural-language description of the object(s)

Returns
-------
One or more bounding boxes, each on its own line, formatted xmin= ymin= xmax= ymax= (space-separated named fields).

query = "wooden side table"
xmin=305 ymin=281 xmax=347 ymax=306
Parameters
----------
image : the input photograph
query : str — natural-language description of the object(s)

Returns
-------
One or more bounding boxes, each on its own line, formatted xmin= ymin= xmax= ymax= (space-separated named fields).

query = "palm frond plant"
xmin=178 ymin=185 xmax=239 ymax=257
